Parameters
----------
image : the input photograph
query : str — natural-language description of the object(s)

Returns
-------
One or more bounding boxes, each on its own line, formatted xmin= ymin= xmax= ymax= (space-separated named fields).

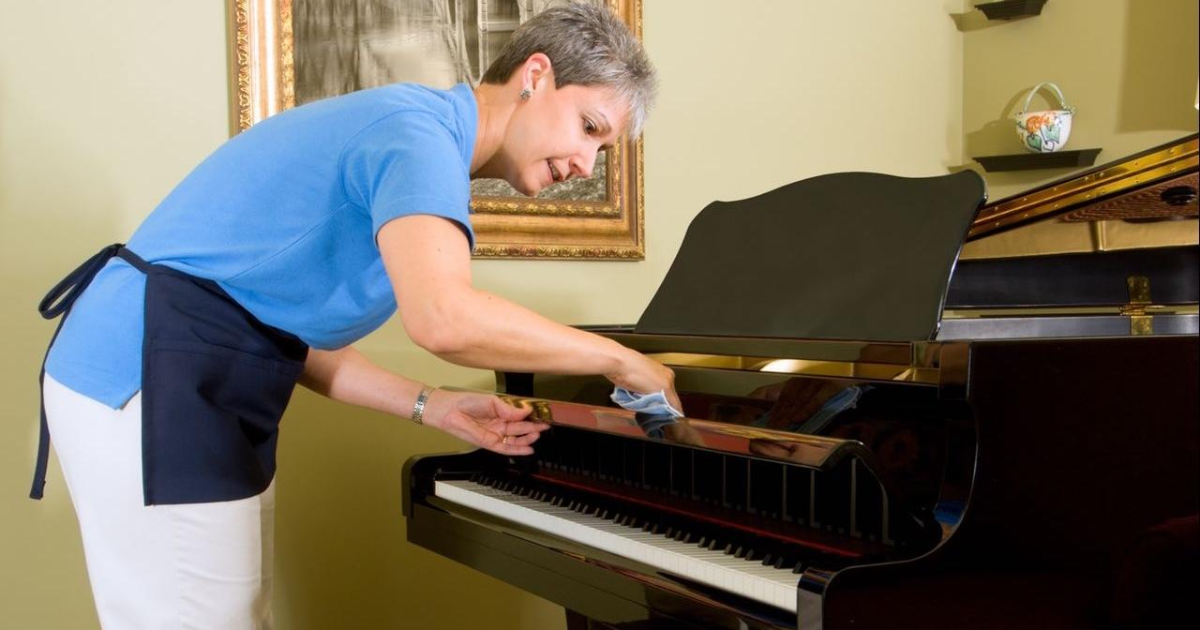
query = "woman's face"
xmin=497 ymin=81 xmax=627 ymax=196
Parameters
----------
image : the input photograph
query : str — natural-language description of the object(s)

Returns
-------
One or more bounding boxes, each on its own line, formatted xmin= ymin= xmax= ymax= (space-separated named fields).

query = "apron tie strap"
xmin=31 ymin=244 xmax=150 ymax=499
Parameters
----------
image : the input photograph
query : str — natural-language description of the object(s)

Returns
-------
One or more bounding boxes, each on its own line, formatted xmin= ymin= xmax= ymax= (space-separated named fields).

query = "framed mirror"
xmin=228 ymin=0 xmax=644 ymax=259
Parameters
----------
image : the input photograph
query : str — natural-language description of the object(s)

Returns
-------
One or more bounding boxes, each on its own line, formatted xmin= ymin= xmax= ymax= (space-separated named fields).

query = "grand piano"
xmin=403 ymin=134 xmax=1199 ymax=629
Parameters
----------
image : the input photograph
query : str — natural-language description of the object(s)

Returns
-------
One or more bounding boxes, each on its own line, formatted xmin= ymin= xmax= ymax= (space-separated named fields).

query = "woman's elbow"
xmin=399 ymin=287 xmax=478 ymax=356
xmin=405 ymin=316 xmax=470 ymax=356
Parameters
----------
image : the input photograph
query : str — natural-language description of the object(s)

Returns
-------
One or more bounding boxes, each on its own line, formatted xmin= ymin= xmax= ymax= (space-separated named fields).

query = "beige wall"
xmin=960 ymin=0 xmax=1199 ymax=259
xmin=963 ymin=0 xmax=1198 ymax=200
xmin=1 ymin=2 xmax=964 ymax=628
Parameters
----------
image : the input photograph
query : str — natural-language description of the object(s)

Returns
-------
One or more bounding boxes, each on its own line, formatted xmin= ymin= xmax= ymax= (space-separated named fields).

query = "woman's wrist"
xmin=601 ymin=339 xmax=636 ymax=385
xmin=410 ymin=385 xmax=436 ymax=425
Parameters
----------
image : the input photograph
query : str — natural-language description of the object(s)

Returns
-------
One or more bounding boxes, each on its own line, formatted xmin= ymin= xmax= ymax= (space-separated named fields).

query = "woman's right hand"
xmin=606 ymin=348 xmax=682 ymax=413
xmin=422 ymin=389 xmax=549 ymax=456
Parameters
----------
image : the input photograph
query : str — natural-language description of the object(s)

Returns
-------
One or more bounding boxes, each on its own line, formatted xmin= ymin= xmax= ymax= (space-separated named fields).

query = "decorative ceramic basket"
xmin=1014 ymin=82 xmax=1074 ymax=153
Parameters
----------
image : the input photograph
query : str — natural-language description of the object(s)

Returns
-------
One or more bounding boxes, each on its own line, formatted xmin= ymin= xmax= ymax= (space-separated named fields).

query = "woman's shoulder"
xmin=328 ymin=82 xmax=468 ymax=121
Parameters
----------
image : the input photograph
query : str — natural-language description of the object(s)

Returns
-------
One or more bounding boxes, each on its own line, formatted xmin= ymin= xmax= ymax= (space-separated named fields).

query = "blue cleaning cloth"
xmin=611 ymin=388 xmax=683 ymax=438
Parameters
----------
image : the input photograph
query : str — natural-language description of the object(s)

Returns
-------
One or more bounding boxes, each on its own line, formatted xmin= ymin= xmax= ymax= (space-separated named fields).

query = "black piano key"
xmin=467 ymin=431 xmax=897 ymax=591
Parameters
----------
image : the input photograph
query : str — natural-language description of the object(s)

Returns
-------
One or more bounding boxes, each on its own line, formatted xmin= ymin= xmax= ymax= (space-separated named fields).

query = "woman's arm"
xmin=299 ymin=346 xmax=547 ymax=454
xmin=299 ymin=346 xmax=422 ymax=418
xmin=377 ymin=215 xmax=679 ymax=408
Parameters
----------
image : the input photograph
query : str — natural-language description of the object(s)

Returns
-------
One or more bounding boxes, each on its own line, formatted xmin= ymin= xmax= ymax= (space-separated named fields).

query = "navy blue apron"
xmin=32 ymin=244 xmax=308 ymax=505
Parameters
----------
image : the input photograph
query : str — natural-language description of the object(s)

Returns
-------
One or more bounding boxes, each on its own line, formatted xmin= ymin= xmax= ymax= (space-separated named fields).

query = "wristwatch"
xmin=411 ymin=386 xmax=435 ymax=425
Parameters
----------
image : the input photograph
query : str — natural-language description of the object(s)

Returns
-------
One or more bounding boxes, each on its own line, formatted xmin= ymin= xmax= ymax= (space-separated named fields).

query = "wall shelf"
xmin=973 ymin=148 xmax=1102 ymax=172
xmin=976 ymin=0 xmax=1048 ymax=20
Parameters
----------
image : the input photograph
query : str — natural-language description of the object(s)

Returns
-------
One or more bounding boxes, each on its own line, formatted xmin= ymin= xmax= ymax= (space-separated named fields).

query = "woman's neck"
xmin=470 ymin=82 xmax=517 ymax=178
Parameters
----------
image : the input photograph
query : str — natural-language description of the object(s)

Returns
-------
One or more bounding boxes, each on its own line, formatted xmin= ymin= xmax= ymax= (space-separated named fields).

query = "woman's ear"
xmin=521 ymin=52 xmax=554 ymax=93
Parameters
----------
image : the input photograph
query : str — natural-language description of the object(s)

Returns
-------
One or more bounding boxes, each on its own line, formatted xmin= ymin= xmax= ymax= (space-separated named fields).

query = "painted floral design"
xmin=1016 ymin=111 xmax=1069 ymax=152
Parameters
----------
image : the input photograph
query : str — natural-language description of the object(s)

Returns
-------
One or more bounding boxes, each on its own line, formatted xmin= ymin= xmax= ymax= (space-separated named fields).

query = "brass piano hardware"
xmin=968 ymin=136 xmax=1199 ymax=239
xmin=597 ymin=331 xmax=915 ymax=366
xmin=1126 ymin=275 xmax=1152 ymax=304
xmin=944 ymin=305 xmax=1197 ymax=318
xmin=645 ymin=352 xmax=942 ymax=384
xmin=948 ymin=306 xmax=1112 ymax=317
xmin=1129 ymin=316 xmax=1153 ymax=336
xmin=1090 ymin=219 xmax=1110 ymax=251
xmin=1121 ymin=275 xmax=1153 ymax=335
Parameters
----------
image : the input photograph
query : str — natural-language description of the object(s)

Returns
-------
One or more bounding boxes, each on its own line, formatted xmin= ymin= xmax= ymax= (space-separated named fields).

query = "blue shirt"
xmin=46 ymin=83 xmax=478 ymax=408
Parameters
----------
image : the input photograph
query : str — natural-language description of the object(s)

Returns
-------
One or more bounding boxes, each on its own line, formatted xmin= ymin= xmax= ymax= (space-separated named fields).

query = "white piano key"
xmin=435 ymin=479 xmax=799 ymax=614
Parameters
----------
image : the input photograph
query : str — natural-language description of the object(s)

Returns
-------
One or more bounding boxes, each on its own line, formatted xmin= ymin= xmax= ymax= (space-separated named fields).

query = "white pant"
xmin=44 ymin=374 xmax=275 ymax=630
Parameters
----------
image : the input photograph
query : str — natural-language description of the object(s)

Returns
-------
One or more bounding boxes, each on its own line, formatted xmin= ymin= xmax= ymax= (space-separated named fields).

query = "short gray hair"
xmin=481 ymin=2 xmax=657 ymax=137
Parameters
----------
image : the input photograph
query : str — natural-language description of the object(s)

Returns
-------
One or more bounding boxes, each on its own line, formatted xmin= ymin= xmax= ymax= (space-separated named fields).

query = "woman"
xmin=33 ymin=4 xmax=675 ymax=628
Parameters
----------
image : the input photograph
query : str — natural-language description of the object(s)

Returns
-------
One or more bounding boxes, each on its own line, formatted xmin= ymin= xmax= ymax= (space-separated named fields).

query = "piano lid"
xmin=947 ymin=133 xmax=1199 ymax=310
xmin=635 ymin=170 xmax=987 ymax=342
xmin=967 ymin=133 xmax=1199 ymax=242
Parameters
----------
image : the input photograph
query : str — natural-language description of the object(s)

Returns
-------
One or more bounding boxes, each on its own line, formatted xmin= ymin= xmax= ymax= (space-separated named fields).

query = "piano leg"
xmin=566 ymin=609 xmax=590 ymax=630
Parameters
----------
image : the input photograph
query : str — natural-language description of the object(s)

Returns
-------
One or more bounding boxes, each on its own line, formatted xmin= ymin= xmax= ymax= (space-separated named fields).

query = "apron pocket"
xmin=142 ymin=339 xmax=304 ymax=505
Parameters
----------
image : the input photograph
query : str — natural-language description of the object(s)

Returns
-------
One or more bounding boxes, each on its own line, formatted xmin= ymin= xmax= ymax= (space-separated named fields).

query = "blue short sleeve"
xmin=341 ymin=110 xmax=476 ymax=249
xmin=46 ymin=82 xmax=480 ymax=408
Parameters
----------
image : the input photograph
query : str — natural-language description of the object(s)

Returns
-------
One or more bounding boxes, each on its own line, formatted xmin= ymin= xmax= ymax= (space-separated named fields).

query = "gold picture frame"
xmin=227 ymin=0 xmax=644 ymax=260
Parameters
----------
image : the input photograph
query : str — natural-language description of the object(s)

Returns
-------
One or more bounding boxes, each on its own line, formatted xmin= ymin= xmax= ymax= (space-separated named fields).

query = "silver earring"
xmin=519 ymin=88 xmax=532 ymax=101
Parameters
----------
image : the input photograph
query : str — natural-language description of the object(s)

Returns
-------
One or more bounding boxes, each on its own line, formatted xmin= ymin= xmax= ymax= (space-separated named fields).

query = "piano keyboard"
xmin=435 ymin=478 xmax=801 ymax=613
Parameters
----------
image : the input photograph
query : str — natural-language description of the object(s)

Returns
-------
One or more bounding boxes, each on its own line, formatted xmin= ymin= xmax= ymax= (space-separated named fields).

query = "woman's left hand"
xmin=422 ymin=389 xmax=550 ymax=456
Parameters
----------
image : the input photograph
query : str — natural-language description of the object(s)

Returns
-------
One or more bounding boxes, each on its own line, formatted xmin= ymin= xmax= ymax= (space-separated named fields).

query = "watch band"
xmin=411 ymin=386 xmax=435 ymax=425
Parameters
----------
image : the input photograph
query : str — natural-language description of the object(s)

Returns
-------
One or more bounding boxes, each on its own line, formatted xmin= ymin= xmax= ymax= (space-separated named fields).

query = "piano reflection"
xmin=403 ymin=134 xmax=1198 ymax=629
